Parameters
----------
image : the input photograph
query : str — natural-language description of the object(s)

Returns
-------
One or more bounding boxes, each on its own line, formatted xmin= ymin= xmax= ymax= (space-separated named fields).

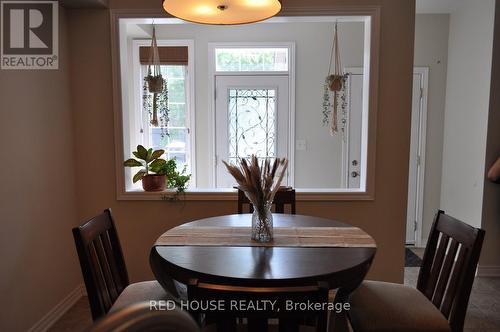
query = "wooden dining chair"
xmin=72 ymin=209 xmax=174 ymax=321
xmin=237 ymin=187 xmax=296 ymax=214
xmin=187 ymin=279 xmax=329 ymax=332
xmin=89 ymin=302 xmax=200 ymax=332
xmin=348 ymin=210 xmax=485 ymax=332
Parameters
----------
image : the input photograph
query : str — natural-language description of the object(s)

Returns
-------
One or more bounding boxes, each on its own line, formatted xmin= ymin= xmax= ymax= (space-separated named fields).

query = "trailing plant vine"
xmin=142 ymin=77 xmax=170 ymax=137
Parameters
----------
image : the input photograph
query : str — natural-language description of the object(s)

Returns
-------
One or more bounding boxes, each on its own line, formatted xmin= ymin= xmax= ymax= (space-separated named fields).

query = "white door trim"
xmin=207 ymin=42 xmax=296 ymax=187
xmin=412 ymin=67 xmax=429 ymax=247
xmin=343 ymin=67 xmax=364 ymax=188
xmin=345 ymin=67 xmax=428 ymax=245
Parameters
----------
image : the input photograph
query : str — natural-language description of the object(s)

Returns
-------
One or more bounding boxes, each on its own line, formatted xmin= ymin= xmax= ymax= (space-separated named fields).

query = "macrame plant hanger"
xmin=327 ymin=22 xmax=343 ymax=135
xmin=145 ymin=24 xmax=163 ymax=126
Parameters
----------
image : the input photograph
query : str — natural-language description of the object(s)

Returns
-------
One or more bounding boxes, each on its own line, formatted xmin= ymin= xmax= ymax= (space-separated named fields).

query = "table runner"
xmin=155 ymin=226 xmax=376 ymax=248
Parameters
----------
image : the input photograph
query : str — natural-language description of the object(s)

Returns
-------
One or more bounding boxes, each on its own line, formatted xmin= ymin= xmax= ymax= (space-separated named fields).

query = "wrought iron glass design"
xmin=228 ymin=89 xmax=277 ymax=164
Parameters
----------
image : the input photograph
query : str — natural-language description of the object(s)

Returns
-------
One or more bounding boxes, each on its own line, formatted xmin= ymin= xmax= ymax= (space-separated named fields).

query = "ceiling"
xmin=59 ymin=0 xmax=109 ymax=8
xmin=60 ymin=0 xmax=457 ymax=13
xmin=416 ymin=0 xmax=459 ymax=14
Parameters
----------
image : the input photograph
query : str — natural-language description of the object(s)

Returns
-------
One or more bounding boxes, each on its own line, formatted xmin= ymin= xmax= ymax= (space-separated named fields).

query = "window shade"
xmin=139 ymin=46 xmax=188 ymax=65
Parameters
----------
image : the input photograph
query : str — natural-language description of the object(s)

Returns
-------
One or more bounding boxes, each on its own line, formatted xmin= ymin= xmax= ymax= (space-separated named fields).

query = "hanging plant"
xmin=323 ymin=74 xmax=349 ymax=135
xmin=143 ymin=76 xmax=170 ymax=137
xmin=145 ymin=26 xmax=164 ymax=93
xmin=322 ymin=22 xmax=349 ymax=136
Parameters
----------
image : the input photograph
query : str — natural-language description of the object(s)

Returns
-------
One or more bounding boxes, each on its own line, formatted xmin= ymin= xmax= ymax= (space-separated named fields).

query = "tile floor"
xmin=50 ymin=251 xmax=500 ymax=332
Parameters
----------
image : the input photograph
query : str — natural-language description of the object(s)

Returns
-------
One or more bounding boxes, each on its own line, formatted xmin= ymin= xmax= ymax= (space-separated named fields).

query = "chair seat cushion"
xmin=349 ymin=281 xmax=451 ymax=332
xmin=109 ymin=280 xmax=175 ymax=313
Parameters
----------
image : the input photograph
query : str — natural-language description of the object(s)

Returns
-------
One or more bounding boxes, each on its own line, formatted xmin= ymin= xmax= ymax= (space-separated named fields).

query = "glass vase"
xmin=251 ymin=202 xmax=273 ymax=242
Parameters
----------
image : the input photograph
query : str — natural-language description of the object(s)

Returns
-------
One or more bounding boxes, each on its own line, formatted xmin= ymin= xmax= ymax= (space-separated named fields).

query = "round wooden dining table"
xmin=151 ymin=214 xmax=375 ymax=289
xmin=149 ymin=214 xmax=376 ymax=331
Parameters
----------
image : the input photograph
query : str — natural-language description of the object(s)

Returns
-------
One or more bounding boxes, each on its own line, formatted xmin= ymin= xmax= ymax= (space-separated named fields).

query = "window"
xmin=215 ymin=47 xmax=289 ymax=72
xmin=123 ymin=40 xmax=195 ymax=192
xmin=141 ymin=65 xmax=190 ymax=170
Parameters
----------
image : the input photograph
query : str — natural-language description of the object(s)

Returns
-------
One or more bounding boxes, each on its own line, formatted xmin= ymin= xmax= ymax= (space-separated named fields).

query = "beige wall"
xmin=414 ymin=14 xmax=449 ymax=243
xmin=69 ymin=0 xmax=415 ymax=285
xmin=440 ymin=0 xmax=495 ymax=228
xmin=0 ymin=8 xmax=82 ymax=332
xmin=0 ymin=1 xmax=416 ymax=329
xmin=480 ymin=0 xmax=500 ymax=271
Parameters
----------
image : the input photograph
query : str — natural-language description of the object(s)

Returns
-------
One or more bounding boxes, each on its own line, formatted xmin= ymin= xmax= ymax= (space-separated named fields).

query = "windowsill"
xmin=117 ymin=188 xmax=374 ymax=201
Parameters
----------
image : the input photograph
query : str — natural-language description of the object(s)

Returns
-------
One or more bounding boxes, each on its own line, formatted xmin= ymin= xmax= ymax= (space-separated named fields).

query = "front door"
xmin=215 ymin=75 xmax=290 ymax=188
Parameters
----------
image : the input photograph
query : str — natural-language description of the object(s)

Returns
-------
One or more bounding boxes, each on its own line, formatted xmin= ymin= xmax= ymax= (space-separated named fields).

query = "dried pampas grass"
xmin=223 ymin=155 xmax=288 ymax=215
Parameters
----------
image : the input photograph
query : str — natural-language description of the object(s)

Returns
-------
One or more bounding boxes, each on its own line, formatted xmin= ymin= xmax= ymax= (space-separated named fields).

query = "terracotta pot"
xmin=327 ymin=74 xmax=344 ymax=92
xmin=141 ymin=174 xmax=166 ymax=192
xmin=146 ymin=75 xmax=164 ymax=93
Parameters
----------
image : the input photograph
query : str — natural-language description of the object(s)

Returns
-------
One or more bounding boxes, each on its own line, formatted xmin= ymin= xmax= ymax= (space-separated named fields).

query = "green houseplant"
xmin=154 ymin=158 xmax=191 ymax=200
xmin=123 ymin=145 xmax=167 ymax=192
xmin=124 ymin=146 xmax=191 ymax=196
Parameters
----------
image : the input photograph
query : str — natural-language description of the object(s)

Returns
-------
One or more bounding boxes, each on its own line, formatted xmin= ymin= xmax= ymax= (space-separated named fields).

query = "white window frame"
xmin=207 ymin=42 xmax=296 ymax=188
xmin=128 ymin=39 xmax=196 ymax=189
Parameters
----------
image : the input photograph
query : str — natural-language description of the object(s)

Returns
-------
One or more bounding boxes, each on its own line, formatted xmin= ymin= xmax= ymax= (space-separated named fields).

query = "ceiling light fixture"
xmin=162 ymin=0 xmax=282 ymax=25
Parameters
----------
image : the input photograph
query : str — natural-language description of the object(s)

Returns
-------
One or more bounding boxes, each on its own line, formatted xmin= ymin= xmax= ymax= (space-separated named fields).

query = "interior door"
xmin=215 ymin=75 xmax=289 ymax=188
xmin=346 ymin=72 xmax=363 ymax=188
xmin=406 ymin=73 xmax=424 ymax=244
xmin=347 ymin=69 xmax=425 ymax=244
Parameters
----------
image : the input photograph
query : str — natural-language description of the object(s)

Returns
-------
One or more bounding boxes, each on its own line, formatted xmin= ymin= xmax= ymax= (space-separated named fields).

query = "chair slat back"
xmin=238 ymin=188 xmax=296 ymax=214
xmin=187 ymin=280 xmax=329 ymax=332
xmin=72 ymin=209 xmax=129 ymax=320
xmin=417 ymin=210 xmax=485 ymax=332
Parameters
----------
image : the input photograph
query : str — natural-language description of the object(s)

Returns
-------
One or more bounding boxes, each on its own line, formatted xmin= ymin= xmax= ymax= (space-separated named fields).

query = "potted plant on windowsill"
xmin=154 ymin=158 xmax=191 ymax=200
xmin=123 ymin=145 xmax=167 ymax=192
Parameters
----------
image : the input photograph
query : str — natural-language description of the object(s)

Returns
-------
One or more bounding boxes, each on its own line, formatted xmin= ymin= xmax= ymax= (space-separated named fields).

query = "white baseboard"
xmin=477 ymin=265 xmax=500 ymax=277
xmin=28 ymin=284 xmax=85 ymax=332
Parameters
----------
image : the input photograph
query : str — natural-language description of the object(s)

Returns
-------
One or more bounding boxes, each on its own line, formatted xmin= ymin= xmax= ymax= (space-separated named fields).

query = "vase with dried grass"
xmin=223 ymin=155 xmax=288 ymax=242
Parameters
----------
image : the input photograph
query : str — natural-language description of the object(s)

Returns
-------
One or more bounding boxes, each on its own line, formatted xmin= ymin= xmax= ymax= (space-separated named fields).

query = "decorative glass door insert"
xmin=227 ymin=88 xmax=277 ymax=164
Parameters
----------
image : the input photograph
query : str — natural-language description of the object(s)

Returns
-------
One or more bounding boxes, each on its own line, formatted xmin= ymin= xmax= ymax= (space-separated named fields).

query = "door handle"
xmin=351 ymin=171 xmax=359 ymax=178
